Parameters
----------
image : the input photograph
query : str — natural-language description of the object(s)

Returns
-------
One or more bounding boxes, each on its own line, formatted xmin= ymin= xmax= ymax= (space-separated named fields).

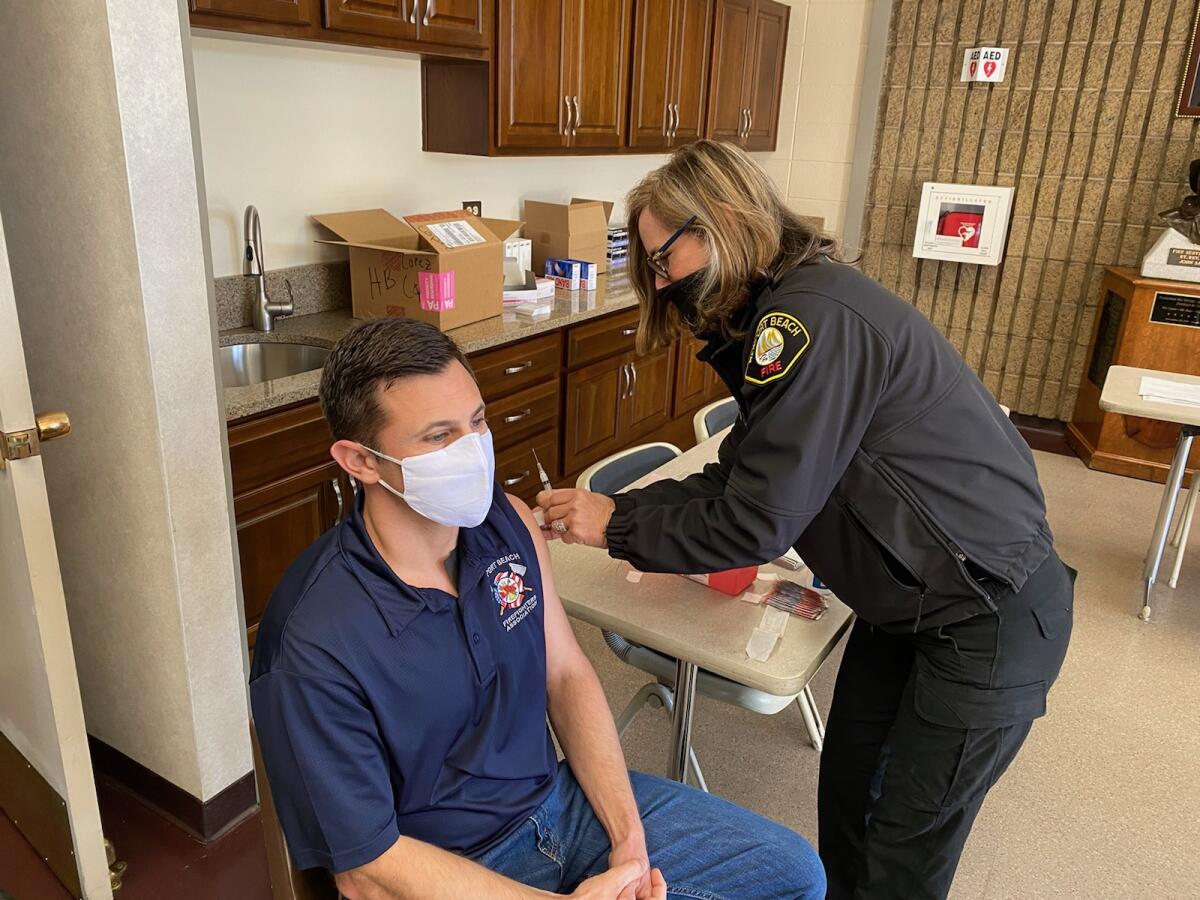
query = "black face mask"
xmin=657 ymin=269 xmax=708 ymax=330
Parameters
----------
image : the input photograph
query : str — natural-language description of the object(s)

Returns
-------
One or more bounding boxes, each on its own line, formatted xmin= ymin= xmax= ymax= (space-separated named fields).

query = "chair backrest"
xmin=576 ymin=443 xmax=683 ymax=493
xmin=251 ymin=721 xmax=341 ymax=900
xmin=693 ymin=398 xmax=738 ymax=443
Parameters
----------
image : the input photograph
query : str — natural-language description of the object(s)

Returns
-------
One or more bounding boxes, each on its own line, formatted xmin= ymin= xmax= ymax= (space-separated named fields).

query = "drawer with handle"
xmin=470 ymin=332 xmax=562 ymax=402
xmin=487 ymin=378 xmax=561 ymax=453
xmin=494 ymin=428 xmax=560 ymax=506
xmin=566 ymin=309 xmax=640 ymax=369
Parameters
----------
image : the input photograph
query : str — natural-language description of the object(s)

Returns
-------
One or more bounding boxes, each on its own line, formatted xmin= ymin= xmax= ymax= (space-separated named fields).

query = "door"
xmin=191 ymin=0 xmax=315 ymax=23
xmin=234 ymin=464 xmax=347 ymax=654
xmin=564 ymin=354 xmax=627 ymax=474
xmin=623 ymin=346 xmax=675 ymax=439
xmin=418 ymin=0 xmax=488 ymax=48
xmin=668 ymin=0 xmax=713 ymax=144
xmin=705 ymin=0 xmax=752 ymax=143
xmin=497 ymin=0 xmax=570 ymax=148
xmin=627 ymin=0 xmax=676 ymax=149
xmin=0 ymin=216 xmax=112 ymax=898
xmin=566 ymin=0 xmax=633 ymax=148
xmin=743 ymin=0 xmax=787 ymax=151
xmin=323 ymin=0 xmax=418 ymax=39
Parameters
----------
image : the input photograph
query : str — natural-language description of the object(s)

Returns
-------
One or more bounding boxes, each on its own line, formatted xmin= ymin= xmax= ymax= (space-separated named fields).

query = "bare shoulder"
xmin=505 ymin=492 xmax=541 ymax=537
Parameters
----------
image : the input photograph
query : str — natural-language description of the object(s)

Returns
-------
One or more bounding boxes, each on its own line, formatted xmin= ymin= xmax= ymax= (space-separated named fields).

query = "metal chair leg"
xmin=1169 ymin=478 xmax=1198 ymax=589
xmin=797 ymin=685 xmax=824 ymax=752
xmin=615 ymin=682 xmax=672 ymax=738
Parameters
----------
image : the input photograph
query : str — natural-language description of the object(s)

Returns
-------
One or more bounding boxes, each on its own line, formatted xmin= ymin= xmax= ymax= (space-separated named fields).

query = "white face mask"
xmin=362 ymin=430 xmax=495 ymax=528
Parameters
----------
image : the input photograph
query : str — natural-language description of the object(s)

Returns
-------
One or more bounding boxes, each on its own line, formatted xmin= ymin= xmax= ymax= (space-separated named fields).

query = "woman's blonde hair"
xmin=625 ymin=140 xmax=844 ymax=353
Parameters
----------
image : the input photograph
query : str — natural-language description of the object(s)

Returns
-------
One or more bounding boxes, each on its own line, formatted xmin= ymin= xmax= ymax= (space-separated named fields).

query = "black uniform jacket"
xmin=605 ymin=260 xmax=1054 ymax=632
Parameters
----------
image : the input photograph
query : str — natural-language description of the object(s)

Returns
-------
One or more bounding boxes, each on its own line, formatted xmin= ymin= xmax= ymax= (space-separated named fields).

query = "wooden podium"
xmin=1068 ymin=267 xmax=1200 ymax=483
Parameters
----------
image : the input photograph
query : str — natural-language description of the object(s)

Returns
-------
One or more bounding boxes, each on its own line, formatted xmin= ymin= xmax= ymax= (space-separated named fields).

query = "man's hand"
xmin=536 ymin=489 xmax=616 ymax=548
xmin=609 ymin=836 xmax=653 ymax=900
xmin=568 ymin=860 xmax=665 ymax=899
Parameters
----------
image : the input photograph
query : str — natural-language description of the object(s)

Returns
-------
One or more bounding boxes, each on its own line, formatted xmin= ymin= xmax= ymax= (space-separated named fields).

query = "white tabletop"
xmin=1099 ymin=366 xmax=1200 ymax=428
xmin=550 ymin=433 xmax=854 ymax=697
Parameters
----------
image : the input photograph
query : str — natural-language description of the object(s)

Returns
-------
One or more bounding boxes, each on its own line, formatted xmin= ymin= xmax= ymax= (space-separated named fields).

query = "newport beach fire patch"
xmin=745 ymin=311 xmax=811 ymax=385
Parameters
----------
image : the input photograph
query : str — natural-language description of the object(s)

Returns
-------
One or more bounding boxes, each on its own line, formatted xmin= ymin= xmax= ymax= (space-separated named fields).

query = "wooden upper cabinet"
xmin=497 ymin=0 xmax=570 ymax=148
xmin=627 ymin=0 xmax=676 ymax=149
xmin=706 ymin=0 xmax=753 ymax=143
xmin=324 ymin=0 xmax=417 ymax=40
xmin=419 ymin=0 xmax=488 ymax=47
xmin=567 ymin=0 xmax=634 ymax=148
xmin=705 ymin=0 xmax=787 ymax=149
xmin=191 ymin=0 xmax=315 ymax=24
xmin=669 ymin=0 xmax=713 ymax=144
xmin=743 ymin=0 xmax=787 ymax=151
xmin=627 ymin=0 xmax=711 ymax=149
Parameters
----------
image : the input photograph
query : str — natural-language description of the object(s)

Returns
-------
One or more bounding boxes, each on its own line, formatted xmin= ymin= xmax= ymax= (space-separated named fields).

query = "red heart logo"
xmin=957 ymin=224 xmax=977 ymax=243
xmin=983 ymin=60 xmax=996 ymax=77
xmin=969 ymin=61 xmax=977 ymax=75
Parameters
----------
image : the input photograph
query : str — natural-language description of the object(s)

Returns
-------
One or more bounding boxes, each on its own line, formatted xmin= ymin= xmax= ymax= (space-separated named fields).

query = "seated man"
xmin=250 ymin=318 xmax=825 ymax=900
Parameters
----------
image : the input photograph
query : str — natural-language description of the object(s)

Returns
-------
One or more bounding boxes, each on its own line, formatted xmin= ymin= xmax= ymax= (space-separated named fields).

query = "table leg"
xmin=669 ymin=659 xmax=698 ymax=782
xmin=1141 ymin=426 xmax=1197 ymax=622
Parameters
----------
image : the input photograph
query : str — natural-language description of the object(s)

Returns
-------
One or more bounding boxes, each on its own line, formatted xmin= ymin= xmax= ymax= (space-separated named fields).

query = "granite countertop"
xmin=220 ymin=273 xmax=640 ymax=422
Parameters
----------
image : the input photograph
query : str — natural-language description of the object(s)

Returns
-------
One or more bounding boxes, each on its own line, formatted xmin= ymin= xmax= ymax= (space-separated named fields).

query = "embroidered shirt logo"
xmin=754 ymin=326 xmax=785 ymax=365
xmin=487 ymin=553 xmax=539 ymax=632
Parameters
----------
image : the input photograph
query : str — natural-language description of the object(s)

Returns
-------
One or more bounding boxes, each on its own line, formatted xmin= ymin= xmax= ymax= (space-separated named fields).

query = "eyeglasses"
xmin=646 ymin=215 xmax=697 ymax=281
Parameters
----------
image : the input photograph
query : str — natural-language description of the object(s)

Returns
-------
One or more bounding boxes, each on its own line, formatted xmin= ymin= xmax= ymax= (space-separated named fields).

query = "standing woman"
xmin=537 ymin=140 xmax=1074 ymax=900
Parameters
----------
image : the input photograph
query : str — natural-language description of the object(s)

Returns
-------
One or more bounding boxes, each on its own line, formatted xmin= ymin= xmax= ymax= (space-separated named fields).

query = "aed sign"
xmin=961 ymin=47 xmax=1009 ymax=83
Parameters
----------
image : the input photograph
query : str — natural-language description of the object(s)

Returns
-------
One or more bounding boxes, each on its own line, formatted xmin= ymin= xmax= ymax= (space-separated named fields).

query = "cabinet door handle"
xmin=502 ymin=408 xmax=532 ymax=424
xmin=619 ymin=363 xmax=629 ymax=399
xmin=620 ymin=326 xmax=637 ymax=337
xmin=746 ymin=109 xmax=752 ymax=136
xmin=504 ymin=361 xmax=534 ymax=375
xmin=663 ymin=103 xmax=670 ymax=136
xmin=629 ymin=362 xmax=638 ymax=397
xmin=503 ymin=469 xmax=530 ymax=487
xmin=563 ymin=96 xmax=571 ymax=136
xmin=671 ymin=103 xmax=679 ymax=139
xmin=572 ymin=96 xmax=580 ymax=135
xmin=409 ymin=0 xmax=417 ymax=23
xmin=331 ymin=477 xmax=345 ymax=523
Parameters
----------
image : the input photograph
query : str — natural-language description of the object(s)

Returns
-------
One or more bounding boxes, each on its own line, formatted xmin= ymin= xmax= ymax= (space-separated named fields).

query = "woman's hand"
xmin=536 ymin=489 xmax=616 ymax=548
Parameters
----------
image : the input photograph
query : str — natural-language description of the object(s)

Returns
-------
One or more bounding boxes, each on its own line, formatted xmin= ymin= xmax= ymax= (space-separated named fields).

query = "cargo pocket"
xmin=910 ymin=670 xmax=1046 ymax=813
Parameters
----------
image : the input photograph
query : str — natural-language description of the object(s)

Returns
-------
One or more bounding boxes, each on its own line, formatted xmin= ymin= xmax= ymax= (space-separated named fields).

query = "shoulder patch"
xmin=745 ymin=311 xmax=811 ymax=385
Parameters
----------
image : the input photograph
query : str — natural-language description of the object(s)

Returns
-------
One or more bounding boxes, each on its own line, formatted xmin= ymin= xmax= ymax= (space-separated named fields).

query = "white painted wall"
xmin=759 ymin=0 xmax=875 ymax=240
xmin=191 ymin=35 xmax=672 ymax=277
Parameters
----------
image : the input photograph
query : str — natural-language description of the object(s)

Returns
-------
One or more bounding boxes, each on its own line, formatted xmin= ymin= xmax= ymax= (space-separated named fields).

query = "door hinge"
xmin=1 ymin=429 xmax=39 ymax=467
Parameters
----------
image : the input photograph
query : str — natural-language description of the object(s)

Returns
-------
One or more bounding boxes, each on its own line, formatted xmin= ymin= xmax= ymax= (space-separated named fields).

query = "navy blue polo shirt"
xmin=249 ymin=482 xmax=557 ymax=873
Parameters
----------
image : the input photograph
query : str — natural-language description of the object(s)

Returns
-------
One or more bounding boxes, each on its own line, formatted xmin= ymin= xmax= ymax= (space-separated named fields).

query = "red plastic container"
xmin=684 ymin=567 xmax=759 ymax=596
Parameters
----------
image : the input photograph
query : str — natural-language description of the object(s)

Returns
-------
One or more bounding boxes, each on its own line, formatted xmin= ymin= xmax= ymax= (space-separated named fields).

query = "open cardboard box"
xmin=523 ymin=198 xmax=614 ymax=275
xmin=311 ymin=209 xmax=522 ymax=331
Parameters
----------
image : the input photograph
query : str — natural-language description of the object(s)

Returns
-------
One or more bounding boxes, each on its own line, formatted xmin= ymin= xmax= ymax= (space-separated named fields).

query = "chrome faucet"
xmin=243 ymin=205 xmax=293 ymax=332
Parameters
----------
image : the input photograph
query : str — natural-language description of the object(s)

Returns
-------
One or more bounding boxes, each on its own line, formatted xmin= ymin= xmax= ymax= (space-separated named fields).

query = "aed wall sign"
xmin=961 ymin=47 xmax=1009 ymax=83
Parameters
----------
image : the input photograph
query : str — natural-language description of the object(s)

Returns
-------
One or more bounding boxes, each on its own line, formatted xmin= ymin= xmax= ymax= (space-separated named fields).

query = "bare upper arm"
xmin=505 ymin=493 xmax=590 ymax=687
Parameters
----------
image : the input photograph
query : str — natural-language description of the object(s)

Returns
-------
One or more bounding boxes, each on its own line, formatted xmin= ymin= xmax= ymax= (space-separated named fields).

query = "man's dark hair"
xmin=319 ymin=318 xmax=472 ymax=447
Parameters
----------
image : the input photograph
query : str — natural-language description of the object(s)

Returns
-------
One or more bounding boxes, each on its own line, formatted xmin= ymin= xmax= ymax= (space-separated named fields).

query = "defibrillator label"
xmin=745 ymin=312 xmax=810 ymax=385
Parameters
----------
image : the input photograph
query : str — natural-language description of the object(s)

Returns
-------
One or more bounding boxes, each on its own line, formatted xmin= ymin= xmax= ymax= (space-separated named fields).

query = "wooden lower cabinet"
xmin=496 ymin=428 xmax=560 ymax=505
xmin=624 ymin=346 xmax=675 ymax=440
xmin=235 ymin=463 xmax=349 ymax=653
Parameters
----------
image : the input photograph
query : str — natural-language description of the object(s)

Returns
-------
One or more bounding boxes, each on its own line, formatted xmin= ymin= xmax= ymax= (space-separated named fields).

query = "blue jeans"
xmin=472 ymin=762 xmax=825 ymax=899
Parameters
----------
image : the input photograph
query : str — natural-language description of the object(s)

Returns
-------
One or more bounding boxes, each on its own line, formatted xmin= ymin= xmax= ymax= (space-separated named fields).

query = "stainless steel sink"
xmin=219 ymin=342 xmax=330 ymax=388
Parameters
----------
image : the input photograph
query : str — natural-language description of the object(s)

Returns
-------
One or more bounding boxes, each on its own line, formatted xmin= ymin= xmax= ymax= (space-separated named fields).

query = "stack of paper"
xmin=1138 ymin=376 xmax=1200 ymax=408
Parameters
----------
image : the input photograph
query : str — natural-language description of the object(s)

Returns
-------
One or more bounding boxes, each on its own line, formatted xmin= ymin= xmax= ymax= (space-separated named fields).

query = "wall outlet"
xmin=462 ymin=200 xmax=482 ymax=217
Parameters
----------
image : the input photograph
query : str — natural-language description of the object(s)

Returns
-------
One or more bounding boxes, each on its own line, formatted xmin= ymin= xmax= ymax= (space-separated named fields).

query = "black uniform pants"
xmin=817 ymin=552 xmax=1075 ymax=900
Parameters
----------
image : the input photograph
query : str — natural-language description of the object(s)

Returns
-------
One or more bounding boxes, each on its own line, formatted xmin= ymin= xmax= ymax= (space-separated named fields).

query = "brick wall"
xmin=861 ymin=0 xmax=1200 ymax=419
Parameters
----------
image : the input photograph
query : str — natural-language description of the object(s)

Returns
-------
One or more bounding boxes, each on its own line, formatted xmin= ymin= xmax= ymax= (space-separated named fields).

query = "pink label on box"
xmin=418 ymin=271 xmax=456 ymax=312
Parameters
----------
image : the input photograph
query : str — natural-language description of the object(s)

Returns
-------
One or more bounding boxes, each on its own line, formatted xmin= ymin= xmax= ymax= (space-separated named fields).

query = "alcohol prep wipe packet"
xmin=746 ymin=606 xmax=789 ymax=662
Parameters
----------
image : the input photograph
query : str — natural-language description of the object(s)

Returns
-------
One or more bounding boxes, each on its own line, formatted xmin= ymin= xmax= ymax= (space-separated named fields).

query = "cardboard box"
xmin=311 ymin=209 xmax=520 ymax=331
xmin=503 ymin=274 xmax=555 ymax=304
xmin=524 ymin=198 xmax=614 ymax=275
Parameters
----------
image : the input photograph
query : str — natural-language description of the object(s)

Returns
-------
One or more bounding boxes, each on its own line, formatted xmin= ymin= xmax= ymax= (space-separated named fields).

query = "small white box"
xmin=505 ymin=236 xmax=532 ymax=273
